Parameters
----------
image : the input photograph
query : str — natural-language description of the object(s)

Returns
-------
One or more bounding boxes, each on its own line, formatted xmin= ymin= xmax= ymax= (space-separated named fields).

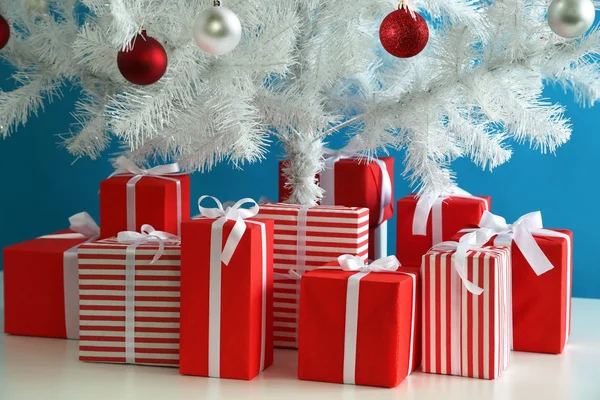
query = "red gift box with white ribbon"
xmin=3 ymin=212 xmax=100 ymax=339
xmin=453 ymin=211 xmax=573 ymax=354
xmin=298 ymin=255 xmax=418 ymax=388
xmin=78 ymin=226 xmax=182 ymax=366
xmin=279 ymin=152 xmax=393 ymax=261
xmin=396 ymin=188 xmax=490 ymax=266
xmin=100 ymin=156 xmax=190 ymax=239
xmin=256 ymin=203 xmax=369 ymax=349
xmin=422 ymin=232 xmax=512 ymax=380
xmin=179 ymin=196 xmax=274 ymax=380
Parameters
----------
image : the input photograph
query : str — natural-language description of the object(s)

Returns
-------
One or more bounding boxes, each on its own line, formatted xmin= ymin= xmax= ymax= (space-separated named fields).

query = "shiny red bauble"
xmin=379 ymin=8 xmax=429 ymax=58
xmin=117 ymin=32 xmax=168 ymax=85
xmin=0 ymin=15 xmax=10 ymax=50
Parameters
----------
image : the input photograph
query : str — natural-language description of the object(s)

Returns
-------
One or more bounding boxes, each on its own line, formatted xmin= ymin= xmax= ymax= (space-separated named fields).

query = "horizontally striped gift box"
xmin=257 ymin=203 xmax=369 ymax=349
xmin=421 ymin=245 xmax=511 ymax=380
xmin=78 ymin=237 xmax=181 ymax=367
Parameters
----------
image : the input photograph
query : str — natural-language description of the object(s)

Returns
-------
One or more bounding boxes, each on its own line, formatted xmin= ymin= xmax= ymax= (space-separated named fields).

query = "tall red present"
xmin=422 ymin=235 xmax=512 ymax=380
xmin=279 ymin=155 xmax=393 ymax=260
xmin=256 ymin=203 xmax=369 ymax=349
xmin=78 ymin=228 xmax=182 ymax=366
xmin=454 ymin=211 xmax=573 ymax=354
xmin=179 ymin=197 xmax=274 ymax=381
xmin=298 ymin=255 xmax=417 ymax=388
xmin=3 ymin=213 xmax=99 ymax=339
xmin=396 ymin=189 xmax=490 ymax=266
xmin=100 ymin=156 xmax=190 ymax=239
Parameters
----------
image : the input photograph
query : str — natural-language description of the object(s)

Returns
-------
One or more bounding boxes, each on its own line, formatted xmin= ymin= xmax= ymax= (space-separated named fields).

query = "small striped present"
xmin=421 ymin=241 xmax=511 ymax=380
xmin=257 ymin=203 xmax=369 ymax=349
xmin=78 ymin=233 xmax=181 ymax=367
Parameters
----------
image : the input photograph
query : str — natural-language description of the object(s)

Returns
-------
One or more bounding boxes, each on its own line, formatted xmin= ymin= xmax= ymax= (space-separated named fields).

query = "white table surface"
xmin=1 ymin=272 xmax=599 ymax=400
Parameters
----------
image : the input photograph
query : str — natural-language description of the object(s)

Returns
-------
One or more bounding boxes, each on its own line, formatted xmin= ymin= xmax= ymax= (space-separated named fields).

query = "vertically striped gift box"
xmin=257 ymin=204 xmax=369 ymax=349
xmin=77 ymin=238 xmax=181 ymax=366
xmin=421 ymin=246 xmax=511 ymax=380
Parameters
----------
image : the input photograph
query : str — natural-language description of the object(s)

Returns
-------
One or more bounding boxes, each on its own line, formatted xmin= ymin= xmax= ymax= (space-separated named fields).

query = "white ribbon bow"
xmin=117 ymin=224 xmax=180 ymax=264
xmin=478 ymin=211 xmax=555 ymax=276
xmin=337 ymin=254 xmax=401 ymax=273
xmin=39 ymin=212 xmax=100 ymax=240
xmin=198 ymin=195 xmax=260 ymax=265
xmin=413 ymin=186 xmax=477 ymax=236
xmin=111 ymin=156 xmax=181 ymax=178
xmin=432 ymin=229 xmax=497 ymax=295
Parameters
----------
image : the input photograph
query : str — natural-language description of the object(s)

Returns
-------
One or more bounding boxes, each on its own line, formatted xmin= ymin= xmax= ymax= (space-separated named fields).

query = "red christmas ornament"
xmin=379 ymin=8 xmax=429 ymax=58
xmin=0 ymin=15 xmax=10 ymax=51
xmin=117 ymin=31 xmax=168 ymax=85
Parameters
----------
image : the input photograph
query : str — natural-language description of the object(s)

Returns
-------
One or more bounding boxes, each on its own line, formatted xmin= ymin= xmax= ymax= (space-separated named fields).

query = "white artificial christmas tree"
xmin=0 ymin=0 xmax=598 ymax=205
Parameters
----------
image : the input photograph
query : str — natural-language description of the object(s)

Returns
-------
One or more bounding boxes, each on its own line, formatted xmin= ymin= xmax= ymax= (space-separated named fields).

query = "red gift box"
xmin=78 ymin=233 xmax=181 ymax=366
xmin=279 ymin=157 xmax=393 ymax=260
xmin=396 ymin=192 xmax=490 ymax=266
xmin=100 ymin=157 xmax=190 ymax=239
xmin=298 ymin=256 xmax=417 ymax=388
xmin=422 ymin=240 xmax=511 ymax=380
xmin=179 ymin=197 xmax=274 ymax=380
xmin=256 ymin=203 xmax=369 ymax=349
xmin=3 ymin=213 xmax=99 ymax=339
xmin=453 ymin=211 xmax=573 ymax=354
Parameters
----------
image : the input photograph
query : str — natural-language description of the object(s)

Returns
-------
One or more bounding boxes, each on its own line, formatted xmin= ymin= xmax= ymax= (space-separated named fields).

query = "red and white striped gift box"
xmin=422 ymin=246 xmax=511 ymax=380
xmin=77 ymin=238 xmax=181 ymax=367
xmin=257 ymin=203 xmax=369 ymax=349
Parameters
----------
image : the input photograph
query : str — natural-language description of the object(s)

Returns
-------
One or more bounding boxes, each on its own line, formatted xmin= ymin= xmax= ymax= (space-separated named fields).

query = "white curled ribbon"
xmin=39 ymin=212 xmax=100 ymax=240
xmin=117 ymin=224 xmax=181 ymax=264
xmin=478 ymin=211 xmax=556 ymax=276
xmin=431 ymin=229 xmax=497 ymax=295
xmin=412 ymin=186 xmax=487 ymax=237
xmin=198 ymin=195 xmax=260 ymax=265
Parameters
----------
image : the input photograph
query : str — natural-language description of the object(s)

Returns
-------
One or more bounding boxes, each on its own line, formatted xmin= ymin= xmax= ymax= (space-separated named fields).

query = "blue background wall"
xmin=1 ymin=73 xmax=599 ymax=299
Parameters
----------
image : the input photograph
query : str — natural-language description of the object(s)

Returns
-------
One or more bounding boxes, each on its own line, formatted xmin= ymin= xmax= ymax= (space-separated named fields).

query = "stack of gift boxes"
xmin=3 ymin=155 xmax=573 ymax=387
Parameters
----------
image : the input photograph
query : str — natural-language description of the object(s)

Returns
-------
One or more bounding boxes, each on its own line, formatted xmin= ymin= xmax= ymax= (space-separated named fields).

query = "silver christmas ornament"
xmin=547 ymin=0 xmax=596 ymax=39
xmin=193 ymin=1 xmax=242 ymax=56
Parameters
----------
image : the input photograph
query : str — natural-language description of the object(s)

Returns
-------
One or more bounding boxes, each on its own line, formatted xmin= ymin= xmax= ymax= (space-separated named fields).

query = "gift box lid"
xmin=4 ymin=230 xmax=95 ymax=255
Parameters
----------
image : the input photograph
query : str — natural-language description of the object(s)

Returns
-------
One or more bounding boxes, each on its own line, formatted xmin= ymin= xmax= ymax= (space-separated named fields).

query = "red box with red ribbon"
xmin=256 ymin=203 xmax=370 ymax=349
xmin=3 ymin=213 xmax=100 ymax=339
xmin=279 ymin=157 xmax=393 ymax=260
xmin=396 ymin=193 xmax=490 ymax=267
xmin=78 ymin=234 xmax=182 ymax=366
xmin=422 ymin=242 xmax=512 ymax=380
xmin=452 ymin=211 xmax=573 ymax=354
xmin=100 ymin=157 xmax=191 ymax=239
xmin=179 ymin=197 xmax=274 ymax=380
xmin=298 ymin=256 xmax=418 ymax=388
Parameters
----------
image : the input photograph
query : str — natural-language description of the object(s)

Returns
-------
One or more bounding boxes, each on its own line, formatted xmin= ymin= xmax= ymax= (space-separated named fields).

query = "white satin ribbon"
xmin=197 ymin=196 xmax=264 ymax=377
xmin=478 ymin=211 xmax=559 ymax=276
xmin=296 ymin=207 xmax=309 ymax=273
xmin=117 ymin=225 xmax=181 ymax=363
xmin=321 ymin=149 xmax=393 ymax=227
xmin=39 ymin=212 xmax=100 ymax=340
xmin=110 ymin=156 xmax=183 ymax=236
xmin=333 ymin=255 xmax=416 ymax=384
xmin=412 ymin=187 xmax=489 ymax=245
xmin=431 ymin=230 xmax=497 ymax=295
xmin=477 ymin=210 xmax=572 ymax=347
